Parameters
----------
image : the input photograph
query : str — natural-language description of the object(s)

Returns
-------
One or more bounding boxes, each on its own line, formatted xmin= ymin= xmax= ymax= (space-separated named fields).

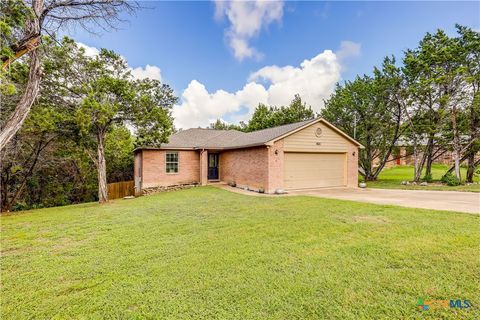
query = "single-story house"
xmin=134 ymin=118 xmax=363 ymax=194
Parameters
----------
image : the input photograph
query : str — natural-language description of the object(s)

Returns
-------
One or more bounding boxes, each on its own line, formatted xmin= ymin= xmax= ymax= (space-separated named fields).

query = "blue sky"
xmin=71 ymin=1 xmax=480 ymax=128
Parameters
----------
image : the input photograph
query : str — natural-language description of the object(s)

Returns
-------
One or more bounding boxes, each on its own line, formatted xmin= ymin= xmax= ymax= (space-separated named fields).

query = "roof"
xmin=135 ymin=118 xmax=363 ymax=151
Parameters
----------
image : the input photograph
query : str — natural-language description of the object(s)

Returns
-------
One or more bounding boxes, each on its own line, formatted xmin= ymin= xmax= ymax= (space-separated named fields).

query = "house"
xmin=134 ymin=118 xmax=363 ymax=194
xmin=372 ymin=135 xmax=479 ymax=168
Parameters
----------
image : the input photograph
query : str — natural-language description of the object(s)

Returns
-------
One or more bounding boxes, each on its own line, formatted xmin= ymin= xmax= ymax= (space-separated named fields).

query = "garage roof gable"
xmin=266 ymin=118 xmax=364 ymax=148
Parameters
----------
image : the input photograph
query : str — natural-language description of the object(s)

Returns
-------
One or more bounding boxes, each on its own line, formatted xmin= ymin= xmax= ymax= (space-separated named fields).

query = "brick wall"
xmin=140 ymin=150 xmax=200 ymax=188
xmin=347 ymin=145 xmax=359 ymax=187
xmin=267 ymin=140 xmax=284 ymax=193
xmin=219 ymin=147 xmax=269 ymax=191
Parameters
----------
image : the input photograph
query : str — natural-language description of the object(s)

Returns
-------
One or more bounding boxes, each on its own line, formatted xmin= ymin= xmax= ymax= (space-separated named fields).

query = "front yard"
xmin=2 ymin=187 xmax=479 ymax=319
xmin=366 ymin=164 xmax=480 ymax=192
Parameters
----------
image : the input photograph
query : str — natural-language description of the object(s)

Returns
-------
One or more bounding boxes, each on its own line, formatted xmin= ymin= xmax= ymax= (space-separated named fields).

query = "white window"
xmin=166 ymin=152 xmax=179 ymax=173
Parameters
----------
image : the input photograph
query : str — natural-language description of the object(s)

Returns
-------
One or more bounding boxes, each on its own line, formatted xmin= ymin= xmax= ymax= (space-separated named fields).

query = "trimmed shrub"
xmin=441 ymin=173 xmax=461 ymax=186
xmin=422 ymin=173 xmax=433 ymax=183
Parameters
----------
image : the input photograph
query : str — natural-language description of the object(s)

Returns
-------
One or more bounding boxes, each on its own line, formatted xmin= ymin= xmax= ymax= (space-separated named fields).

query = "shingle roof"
xmin=136 ymin=118 xmax=362 ymax=150
xmin=155 ymin=128 xmax=245 ymax=149
xmin=222 ymin=118 xmax=317 ymax=148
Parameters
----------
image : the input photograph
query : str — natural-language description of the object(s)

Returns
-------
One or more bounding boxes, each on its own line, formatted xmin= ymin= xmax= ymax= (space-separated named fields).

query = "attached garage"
xmin=276 ymin=119 xmax=362 ymax=191
xmin=284 ymin=152 xmax=346 ymax=190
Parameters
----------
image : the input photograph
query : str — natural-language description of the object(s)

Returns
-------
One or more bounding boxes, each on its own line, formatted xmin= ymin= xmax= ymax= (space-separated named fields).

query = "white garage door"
xmin=284 ymin=152 xmax=346 ymax=190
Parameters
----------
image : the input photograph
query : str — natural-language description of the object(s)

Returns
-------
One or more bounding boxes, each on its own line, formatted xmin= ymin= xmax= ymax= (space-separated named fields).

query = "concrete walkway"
xmin=288 ymin=188 xmax=480 ymax=214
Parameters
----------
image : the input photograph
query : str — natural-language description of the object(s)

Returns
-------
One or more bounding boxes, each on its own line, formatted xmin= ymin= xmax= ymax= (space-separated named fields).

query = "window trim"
xmin=165 ymin=151 xmax=179 ymax=174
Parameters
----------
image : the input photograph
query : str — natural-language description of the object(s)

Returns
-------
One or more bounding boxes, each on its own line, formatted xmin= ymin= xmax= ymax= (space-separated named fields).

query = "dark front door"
xmin=208 ymin=153 xmax=219 ymax=180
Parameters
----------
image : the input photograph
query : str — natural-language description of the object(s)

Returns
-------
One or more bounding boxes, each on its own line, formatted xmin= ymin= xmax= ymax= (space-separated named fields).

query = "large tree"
xmin=245 ymin=94 xmax=314 ymax=132
xmin=71 ymin=47 xmax=176 ymax=203
xmin=456 ymin=25 xmax=480 ymax=183
xmin=403 ymin=30 xmax=464 ymax=181
xmin=0 ymin=0 xmax=138 ymax=150
xmin=322 ymin=57 xmax=405 ymax=181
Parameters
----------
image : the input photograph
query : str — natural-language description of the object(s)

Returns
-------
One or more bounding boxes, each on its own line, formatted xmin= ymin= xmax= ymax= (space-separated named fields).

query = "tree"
xmin=1 ymin=36 xmax=176 ymax=211
xmin=105 ymin=125 xmax=134 ymax=183
xmin=456 ymin=25 xmax=480 ymax=183
xmin=322 ymin=57 xmax=405 ymax=181
xmin=403 ymin=30 xmax=463 ymax=181
xmin=0 ymin=0 xmax=138 ymax=150
xmin=73 ymin=48 xmax=176 ymax=203
xmin=209 ymin=119 xmax=245 ymax=131
xmin=245 ymin=94 xmax=314 ymax=132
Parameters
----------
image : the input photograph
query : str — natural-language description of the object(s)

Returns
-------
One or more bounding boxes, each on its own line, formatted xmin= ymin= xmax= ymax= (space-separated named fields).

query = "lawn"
xmin=1 ymin=187 xmax=479 ymax=319
xmin=366 ymin=164 xmax=480 ymax=192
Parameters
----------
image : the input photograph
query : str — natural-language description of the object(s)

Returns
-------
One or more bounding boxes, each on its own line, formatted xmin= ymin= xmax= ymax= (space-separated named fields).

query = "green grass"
xmin=2 ymin=187 xmax=479 ymax=319
xmin=366 ymin=164 xmax=480 ymax=192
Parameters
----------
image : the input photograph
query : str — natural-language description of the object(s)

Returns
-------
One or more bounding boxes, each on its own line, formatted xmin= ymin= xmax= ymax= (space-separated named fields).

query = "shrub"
xmin=441 ymin=173 xmax=461 ymax=186
xmin=422 ymin=173 xmax=433 ymax=183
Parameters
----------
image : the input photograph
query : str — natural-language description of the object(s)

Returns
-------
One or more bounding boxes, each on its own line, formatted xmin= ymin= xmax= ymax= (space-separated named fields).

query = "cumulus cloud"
xmin=130 ymin=65 xmax=162 ymax=82
xmin=76 ymin=42 xmax=163 ymax=81
xmin=173 ymin=41 xmax=361 ymax=129
xmin=248 ymin=50 xmax=341 ymax=108
xmin=173 ymin=81 xmax=268 ymax=129
xmin=215 ymin=0 xmax=284 ymax=60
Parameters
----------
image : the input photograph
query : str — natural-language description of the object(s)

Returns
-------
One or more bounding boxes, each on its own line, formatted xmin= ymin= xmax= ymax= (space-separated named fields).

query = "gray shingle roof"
xmin=136 ymin=118 xmax=362 ymax=150
xmin=155 ymin=118 xmax=317 ymax=150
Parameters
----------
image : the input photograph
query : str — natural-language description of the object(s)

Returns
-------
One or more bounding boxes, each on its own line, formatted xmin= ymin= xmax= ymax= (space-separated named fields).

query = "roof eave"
xmin=133 ymin=146 xmax=196 ymax=152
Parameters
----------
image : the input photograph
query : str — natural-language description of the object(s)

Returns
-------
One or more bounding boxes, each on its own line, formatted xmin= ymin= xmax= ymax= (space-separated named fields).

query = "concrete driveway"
xmin=288 ymin=188 xmax=480 ymax=214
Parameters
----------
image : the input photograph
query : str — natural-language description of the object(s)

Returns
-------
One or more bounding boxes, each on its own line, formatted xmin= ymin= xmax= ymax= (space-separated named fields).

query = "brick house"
xmin=134 ymin=118 xmax=363 ymax=194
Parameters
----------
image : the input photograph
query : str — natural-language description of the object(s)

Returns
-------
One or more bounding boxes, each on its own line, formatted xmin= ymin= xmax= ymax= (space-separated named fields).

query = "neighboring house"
xmin=372 ymin=135 xmax=479 ymax=168
xmin=134 ymin=118 xmax=363 ymax=194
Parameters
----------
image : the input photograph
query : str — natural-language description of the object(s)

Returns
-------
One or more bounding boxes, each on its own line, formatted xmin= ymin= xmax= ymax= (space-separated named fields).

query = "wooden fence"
xmin=107 ymin=180 xmax=135 ymax=200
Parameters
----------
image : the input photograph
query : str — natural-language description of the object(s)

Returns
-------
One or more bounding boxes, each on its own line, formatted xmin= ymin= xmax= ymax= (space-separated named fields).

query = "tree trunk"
xmin=420 ymin=135 xmax=434 ymax=181
xmin=1 ymin=135 xmax=55 ymax=212
xmin=372 ymin=104 xmax=402 ymax=180
xmin=425 ymin=155 xmax=434 ymax=179
xmin=97 ymin=130 xmax=108 ymax=203
xmin=466 ymin=152 xmax=476 ymax=183
xmin=414 ymin=144 xmax=429 ymax=182
xmin=0 ymin=0 xmax=43 ymax=150
xmin=451 ymin=105 xmax=462 ymax=180
xmin=0 ymin=50 xmax=41 ymax=150
xmin=466 ymin=90 xmax=479 ymax=183
xmin=413 ymin=140 xmax=420 ymax=181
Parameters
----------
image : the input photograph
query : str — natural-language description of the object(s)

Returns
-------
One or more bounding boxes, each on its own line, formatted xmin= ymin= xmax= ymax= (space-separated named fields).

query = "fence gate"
xmin=107 ymin=181 xmax=135 ymax=200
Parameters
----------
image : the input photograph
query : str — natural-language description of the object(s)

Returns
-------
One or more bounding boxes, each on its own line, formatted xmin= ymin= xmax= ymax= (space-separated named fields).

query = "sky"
xmin=69 ymin=1 xmax=480 ymax=129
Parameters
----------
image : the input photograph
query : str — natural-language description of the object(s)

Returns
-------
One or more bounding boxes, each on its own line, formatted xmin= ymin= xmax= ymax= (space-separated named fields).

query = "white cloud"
xmin=249 ymin=49 xmax=340 ymax=108
xmin=76 ymin=42 xmax=163 ymax=81
xmin=130 ymin=65 xmax=162 ymax=82
xmin=174 ymin=41 xmax=361 ymax=129
xmin=336 ymin=40 xmax=361 ymax=62
xmin=173 ymin=81 xmax=268 ymax=129
xmin=77 ymin=42 xmax=100 ymax=57
xmin=215 ymin=0 xmax=284 ymax=61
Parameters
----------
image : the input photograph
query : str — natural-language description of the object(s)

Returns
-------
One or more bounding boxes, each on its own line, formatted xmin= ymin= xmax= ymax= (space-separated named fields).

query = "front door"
xmin=208 ymin=153 xmax=219 ymax=180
